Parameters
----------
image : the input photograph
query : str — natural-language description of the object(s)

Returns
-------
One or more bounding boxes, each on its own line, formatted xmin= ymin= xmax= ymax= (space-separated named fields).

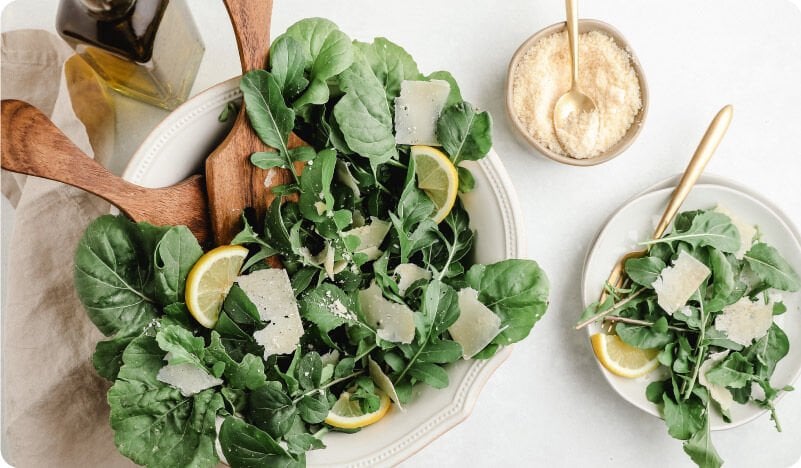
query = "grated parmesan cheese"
xmin=652 ymin=251 xmax=711 ymax=315
xmin=714 ymin=297 xmax=773 ymax=346
xmin=394 ymin=80 xmax=451 ymax=146
xmin=358 ymin=282 xmax=415 ymax=344
xmin=449 ymin=288 xmax=502 ymax=359
xmin=714 ymin=205 xmax=756 ymax=259
xmin=237 ymin=269 xmax=305 ymax=358
xmin=511 ymin=30 xmax=641 ymax=159
xmin=698 ymin=351 xmax=734 ymax=413
xmin=156 ymin=363 xmax=223 ymax=397
xmin=393 ymin=263 xmax=431 ymax=296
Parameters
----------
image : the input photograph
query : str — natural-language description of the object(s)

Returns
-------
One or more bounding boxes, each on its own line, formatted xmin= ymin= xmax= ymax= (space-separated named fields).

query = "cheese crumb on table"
xmin=511 ymin=30 xmax=641 ymax=159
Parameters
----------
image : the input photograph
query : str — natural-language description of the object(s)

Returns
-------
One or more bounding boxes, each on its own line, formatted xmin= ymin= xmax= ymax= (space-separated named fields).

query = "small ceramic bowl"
xmin=505 ymin=19 xmax=649 ymax=166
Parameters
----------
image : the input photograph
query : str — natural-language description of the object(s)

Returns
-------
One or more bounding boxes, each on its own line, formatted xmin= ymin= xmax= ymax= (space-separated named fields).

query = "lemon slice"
xmin=324 ymin=390 xmax=391 ymax=429
xmin=590 ymin=333 xmax=660 ymax=378
xmin=185 ymin=245 xmax=249 ymax=328
xmin=411 ymin=145 xmax=458 ymax=223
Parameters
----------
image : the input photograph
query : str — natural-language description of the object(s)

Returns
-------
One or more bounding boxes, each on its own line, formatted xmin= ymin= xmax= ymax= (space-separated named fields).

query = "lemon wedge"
xmin=590 ymin=333 xmax=660 ymax=378
xmin=411 ymin=145 xmax=458 ymax=223
xmin=324 ymin=390 xmax=391 ymax=429
xmin=185 ymin=245 xmax=249 ymax=328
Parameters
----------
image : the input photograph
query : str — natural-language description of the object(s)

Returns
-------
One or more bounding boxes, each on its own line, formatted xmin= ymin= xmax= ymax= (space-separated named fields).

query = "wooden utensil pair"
xmin=1 ymin=0 xmax=300 ymax=247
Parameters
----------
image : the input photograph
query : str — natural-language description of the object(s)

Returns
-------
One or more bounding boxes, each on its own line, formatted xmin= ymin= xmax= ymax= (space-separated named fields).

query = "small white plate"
xmin=581 ymin=177 xmax=801 ymax=430
xmin=123 ymin=78 xmax=526 ymax=466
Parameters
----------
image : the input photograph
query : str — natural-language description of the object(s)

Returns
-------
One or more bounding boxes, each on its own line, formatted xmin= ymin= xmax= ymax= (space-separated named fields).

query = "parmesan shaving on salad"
xmin=652 ymin=251 xmax=711 ymax=315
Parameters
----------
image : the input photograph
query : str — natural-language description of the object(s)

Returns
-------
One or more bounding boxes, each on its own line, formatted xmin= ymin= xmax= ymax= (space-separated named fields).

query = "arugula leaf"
xmin=706 ymin=248 xmax=736 ymax=312
xmin=457 ymin=166 xmax=475 ymax=193
xmin=92 ymin=325 xmax=141 ymax=380
xmin=682 ymin=416 xmax=723 ymax=468
xmin=247 ymin=381 xmax=297 ymax=439
xmin=705 ymin=352 xmax=753 ymax=389
xmin=206 ymin=332 xmax=267 ymax=390
xmin=298 ymin=149 xmax=336 ymax=222
xmin=466 ymin=259 xmax=550 ymax=346
xmin=333 ymin=51 xmax=398 ymax=169
xmin=744 ymin=242 xmax=801 ymax=292
xmin=436 ymin=101 xmax=492 ymax=164
xmin=354 ymin=37 xmax=421 ymax=100
xmin=297 ymin=393 xmax=330 ymax=424
xmin=408 ymin=362 xmax=449 ymax=389
xmin=219 ymin=416 xmax=301 ymax=468
xmin=269 ymin=35 xmax=310 ymax=102
xmin=240 ymin=70 xmax=295 ymax=159
xmin=624 ymin=256 xmax=666 ymax=288
xmin=298 ymin=283 xmax=359 ymax=346
xmin=149 ymin=226 xmax=203 ymax=305
xmin=645 ymin=212 xmax=740 ymax=253
xmin=74 ymin=215 xmax=158 ymax=336
xmin=108 ymin=335 xmax=223 ymax=468
xmin=426 ymin=70 xmax=463 ymax=106
xmin=296 ymin=352 xmax=323 ymax=390
xmin=662 ymin=392 xmax=704 ymax=440
xmin=285 ymin=18 xmax=354 ymax=110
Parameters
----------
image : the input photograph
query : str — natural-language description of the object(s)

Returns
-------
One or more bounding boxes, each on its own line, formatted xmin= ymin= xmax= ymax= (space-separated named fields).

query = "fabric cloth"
xmin=1 ymin=29 xmax=134 ymax=467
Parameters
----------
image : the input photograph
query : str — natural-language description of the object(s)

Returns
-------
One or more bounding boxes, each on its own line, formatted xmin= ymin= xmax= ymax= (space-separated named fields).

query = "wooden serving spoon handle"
xmin=1 ymin=99 xmax=211 ymax=244
xmin=206 ymin=0 xmax=305 ymax=246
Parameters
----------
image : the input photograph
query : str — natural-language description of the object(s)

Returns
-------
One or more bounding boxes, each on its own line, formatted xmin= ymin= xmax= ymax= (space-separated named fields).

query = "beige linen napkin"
xmin=1 ymin=29 xmax=133 ymax=468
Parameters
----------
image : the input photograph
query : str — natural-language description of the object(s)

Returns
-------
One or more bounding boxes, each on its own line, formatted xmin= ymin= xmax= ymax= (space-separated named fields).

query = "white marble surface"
xmin=2 ymin=1 xmax=801 ymax=467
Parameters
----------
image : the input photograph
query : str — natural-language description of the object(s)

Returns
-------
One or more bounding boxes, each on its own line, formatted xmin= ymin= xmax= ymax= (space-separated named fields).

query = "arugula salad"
xmin=579 ymin=207 xmax=800 ymax=468
xmin=74 ymin=18 xmax=549 ymax=468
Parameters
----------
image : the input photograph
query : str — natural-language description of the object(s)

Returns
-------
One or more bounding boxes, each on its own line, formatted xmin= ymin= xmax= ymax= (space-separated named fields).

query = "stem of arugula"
xmin=575 ymin=288 xmax=646 ymax=330
xmin=354 ymin=343 xmax=378 ymax=361
xmin=682 ymin=295 xmax=707 ymax=400
xmin=313 ymin=427 xmax=329 ymax=439
xmin=603 ymin=315 xmax=692 ymax=333
xmin=394 ymin=346 xmax=425 ymax=385
xmin=292 ymin=370 xmax=364 ymax=404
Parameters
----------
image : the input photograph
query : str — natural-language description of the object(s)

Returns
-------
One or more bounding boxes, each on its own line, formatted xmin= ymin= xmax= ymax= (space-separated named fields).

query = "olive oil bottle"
xmin=56 ymin=0 xmax=204 ymax=110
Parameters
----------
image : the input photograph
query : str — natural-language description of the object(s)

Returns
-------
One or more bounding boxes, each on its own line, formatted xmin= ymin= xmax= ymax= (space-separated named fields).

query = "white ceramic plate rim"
xmin=121 ymin=78 xmax=526 ymax=467
xmin=580 ymin=174 xmax=801 ymax=430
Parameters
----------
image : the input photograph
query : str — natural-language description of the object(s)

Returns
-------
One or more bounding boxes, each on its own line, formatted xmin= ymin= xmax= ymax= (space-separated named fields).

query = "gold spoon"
xmin=576 ymin=104 xmax=734 ymax=330
xmin=553 ymin=0 xmax=600 ymax=158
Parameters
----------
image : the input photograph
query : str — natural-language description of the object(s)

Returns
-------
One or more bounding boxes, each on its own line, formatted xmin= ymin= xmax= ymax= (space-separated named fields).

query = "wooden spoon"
xmin=1 ymin=99 xmax=211 ymax=244
xmin=206 ymin=0 xmax=306 ymax=246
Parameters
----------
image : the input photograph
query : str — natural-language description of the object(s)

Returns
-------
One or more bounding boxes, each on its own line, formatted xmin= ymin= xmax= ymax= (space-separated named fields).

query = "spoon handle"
xmin=651 ymin=104 xmax=734 ymax=238
xmin=565 ymin=0 xmax=579 ymax=88
xmin=223 ymin=0 xmax=273 ymax=72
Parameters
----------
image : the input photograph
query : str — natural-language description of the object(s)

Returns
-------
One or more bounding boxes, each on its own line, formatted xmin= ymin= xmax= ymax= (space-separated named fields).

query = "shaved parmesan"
xmin=394 ymin=80 xmax=451 ymax=146
xmin=714 ymin=205 xmax=756 ymax=259
xmin=368 ymin=357 xmax=403 ymax=411
xmin=343 ymin=217 xmax=391 ymax=261
xmin=449 ymin=288 xmax=502 ymax=359
xmin=237 ymin=269 xmax=304 ymax=358
xmin=156 ymin=363 xmax=223 ymax=397
xmin=299 ymin=241 xmax=347 ymax=280
xmin=699 ymin=351 xmax=734 ymax=413
xmin=336 ymin=160 xmax=361 ymax=199
xmin=714 ymin=297 xmax=773 ymax=346
xmin=393 ymin=263 xmax=431 ymax=296
xmin=214 ymin=416 xmax=228 ymax=465
xmin=358 ymin=282 xmax=415 ymax=344
xmin=652 ymin=251 xmax=711 ymax=314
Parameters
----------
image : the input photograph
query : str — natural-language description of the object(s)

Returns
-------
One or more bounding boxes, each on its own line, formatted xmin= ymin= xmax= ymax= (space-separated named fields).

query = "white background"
xmin=2 ymin=0 xmax=801 ymax=467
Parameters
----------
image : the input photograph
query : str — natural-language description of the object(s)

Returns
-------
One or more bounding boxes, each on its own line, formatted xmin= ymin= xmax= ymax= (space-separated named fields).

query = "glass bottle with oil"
xmin=56 ymin=0 xmax=204 ymax=110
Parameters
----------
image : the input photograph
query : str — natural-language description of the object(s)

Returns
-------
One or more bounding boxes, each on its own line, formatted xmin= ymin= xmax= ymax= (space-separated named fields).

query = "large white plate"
xmin=581 ymin=177 xmax=801 ymax=430
xmin=123 ymin=78 xmax=525 ymax=467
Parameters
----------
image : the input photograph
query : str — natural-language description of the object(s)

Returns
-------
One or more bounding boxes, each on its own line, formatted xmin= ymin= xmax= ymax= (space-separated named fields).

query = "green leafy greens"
xmin=580 ymin=208 xmax=799 ymax=468
xmin=74 ymin=17 xmax=550 ymax=468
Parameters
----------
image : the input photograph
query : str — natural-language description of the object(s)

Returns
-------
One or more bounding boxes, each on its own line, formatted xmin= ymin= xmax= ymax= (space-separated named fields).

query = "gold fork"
xmin=576 ymin=104 xmax=734 ymax=330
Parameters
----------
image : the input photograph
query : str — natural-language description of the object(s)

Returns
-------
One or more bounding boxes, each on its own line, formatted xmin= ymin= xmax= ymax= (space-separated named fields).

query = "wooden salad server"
xmin=206 ymin=0 xmax=306 ymax=246
xmin=1 ymin=99 xmax=211 ymax=244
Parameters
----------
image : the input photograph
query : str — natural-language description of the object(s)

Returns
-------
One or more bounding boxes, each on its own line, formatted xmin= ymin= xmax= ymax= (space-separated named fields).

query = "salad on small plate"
xmin=580 ymin=180 xmax=801 ymax=468
xmin=73 ymin=18 xmax=549 ymax=468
